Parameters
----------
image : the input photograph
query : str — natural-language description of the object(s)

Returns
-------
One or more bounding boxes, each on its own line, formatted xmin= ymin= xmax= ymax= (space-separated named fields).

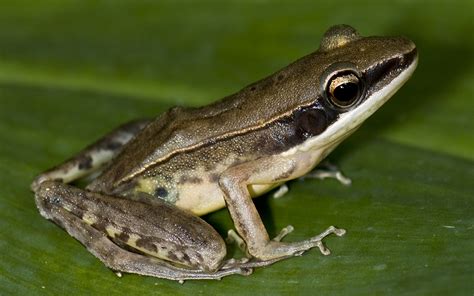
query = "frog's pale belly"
xmin=136 ymin=173 xmax=279 ymax=216
xmin=174 ymin=180 xmax=226 ymax=215
xmin=141 ymin=143 xmax=337 ymax=216
xmin=175 ymin=181 xmax=287 ymax=216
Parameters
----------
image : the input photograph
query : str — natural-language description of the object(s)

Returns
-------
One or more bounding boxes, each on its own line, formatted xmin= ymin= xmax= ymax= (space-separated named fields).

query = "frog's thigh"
xmin=31 ymin=119 xmax=150 ymax=191
xmin=219 ymin=154 xmax=344 ymax=261
xmin=34 ymin=181 xmax=247 ymax=280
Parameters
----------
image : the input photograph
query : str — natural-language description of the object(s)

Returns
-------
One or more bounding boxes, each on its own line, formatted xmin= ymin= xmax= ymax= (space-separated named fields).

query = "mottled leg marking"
xmin=31 ymin=119 xmax=150 ymax=191
xmin=34 ymin=181 xmax=253 ymax=280
xmin=219 ymin=155 xmax=345 ymax=262
xmin=303 ymin=160 xmax=352 ymax=186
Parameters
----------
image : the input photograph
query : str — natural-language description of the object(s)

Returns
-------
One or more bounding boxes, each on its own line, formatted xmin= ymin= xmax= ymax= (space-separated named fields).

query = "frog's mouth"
xmin=364 ymin=47 xmax=418 ymax=101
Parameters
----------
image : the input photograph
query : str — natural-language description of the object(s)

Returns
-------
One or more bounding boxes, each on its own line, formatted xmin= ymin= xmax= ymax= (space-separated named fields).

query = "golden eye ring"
xmin=326 ymin=72 xmax=361 ymax=108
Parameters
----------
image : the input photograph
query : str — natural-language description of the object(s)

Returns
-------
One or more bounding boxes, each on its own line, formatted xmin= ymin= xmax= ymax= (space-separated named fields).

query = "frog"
xmin=31 ymin=25 xmax=418 ymax=281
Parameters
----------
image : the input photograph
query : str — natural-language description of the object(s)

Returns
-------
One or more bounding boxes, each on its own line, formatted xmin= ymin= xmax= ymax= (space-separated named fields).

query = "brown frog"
xmin=31 ymin=25 xmax=417 ymax=281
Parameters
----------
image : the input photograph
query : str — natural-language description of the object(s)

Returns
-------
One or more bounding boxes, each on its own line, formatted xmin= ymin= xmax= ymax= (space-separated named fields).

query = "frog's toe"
xmin=272 ymin=184 xmax=289 ymax=198
xmin=31 ymin=174 xmax=51 ymax=192
xmin=303 ymin=161 xmax=352 ymax=186
xmin=226 ymin=229 xmax=251 ymax=257
xmin=272 ymin=225 xmax=295 ymax=242
xmin=309 ymin=225 xmax=346 ymax=255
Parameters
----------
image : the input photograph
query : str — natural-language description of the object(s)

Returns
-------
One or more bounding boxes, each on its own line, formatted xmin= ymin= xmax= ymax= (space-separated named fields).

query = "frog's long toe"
xmin=310 ymin=225 xmax=346 ymax=255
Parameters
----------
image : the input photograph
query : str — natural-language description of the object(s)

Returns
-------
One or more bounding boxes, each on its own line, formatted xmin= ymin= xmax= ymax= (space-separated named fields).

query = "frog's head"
xmin=294 ymin=24 xmax=418 ymax=151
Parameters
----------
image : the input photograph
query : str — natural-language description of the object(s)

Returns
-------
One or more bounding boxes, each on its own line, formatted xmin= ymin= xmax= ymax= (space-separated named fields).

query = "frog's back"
xmin=88 ymin=51 xmax=328 ymax=196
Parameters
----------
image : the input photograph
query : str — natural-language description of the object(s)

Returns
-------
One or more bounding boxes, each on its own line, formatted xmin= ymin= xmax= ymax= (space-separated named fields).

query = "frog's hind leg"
xmin=34 ymin=181 xmax=252 ymax=281
xmin=31 ymin=119 xmax=150 ymax=191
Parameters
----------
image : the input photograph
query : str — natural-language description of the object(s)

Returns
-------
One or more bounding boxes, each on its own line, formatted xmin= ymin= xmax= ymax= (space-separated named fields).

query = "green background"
xmin=1 ymin=0 xmax=473 ymax=295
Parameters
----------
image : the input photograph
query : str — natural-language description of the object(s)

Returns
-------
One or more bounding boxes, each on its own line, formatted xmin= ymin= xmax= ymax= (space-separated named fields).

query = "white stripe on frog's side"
xmin=282 ymin=56 xmax=418 ymax=157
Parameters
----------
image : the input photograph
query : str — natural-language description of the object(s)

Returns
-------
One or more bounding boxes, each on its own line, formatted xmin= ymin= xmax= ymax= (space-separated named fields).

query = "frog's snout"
xmin=394 ymin=36 xmax=418 ymax=66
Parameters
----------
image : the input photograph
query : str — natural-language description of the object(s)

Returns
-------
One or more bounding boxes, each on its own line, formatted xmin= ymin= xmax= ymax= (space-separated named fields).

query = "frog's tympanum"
xmin=31 ymin=25 xmax=417 ymax=281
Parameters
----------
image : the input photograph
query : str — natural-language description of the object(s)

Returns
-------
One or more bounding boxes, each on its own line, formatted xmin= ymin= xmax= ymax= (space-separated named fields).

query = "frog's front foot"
xmin=271 ymin=225 xmax=345 ymax=256
xmin=304 ymin=161 xmax=352 ymax=186
xmin=249 ymin=225 xmax=346 ymax=261
xmin=220 ymin=226 xmax=345 ymax=272
xmin=272 ymin=184 xmax=289 ymax=198
xmin=308 ymin=225 xmax=346 ymax=255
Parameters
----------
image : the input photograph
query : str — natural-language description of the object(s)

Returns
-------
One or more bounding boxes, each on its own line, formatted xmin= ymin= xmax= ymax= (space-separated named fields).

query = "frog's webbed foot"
xmin=34 ymin=181 xmax=252 ymax=281
xmin=31 ymin=119 xmax=150 ymax=191
xmin=303 ymin=160 xmax=352 ymax=186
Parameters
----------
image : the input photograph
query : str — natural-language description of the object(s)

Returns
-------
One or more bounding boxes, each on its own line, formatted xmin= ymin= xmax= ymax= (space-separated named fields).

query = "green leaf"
xmin=1 ymin=1 xmax=472 ymax=295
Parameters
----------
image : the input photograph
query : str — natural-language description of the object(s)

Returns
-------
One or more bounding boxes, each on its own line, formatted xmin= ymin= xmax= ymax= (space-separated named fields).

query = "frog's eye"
xmin=326 ymin=72 xmax=361 ymax=108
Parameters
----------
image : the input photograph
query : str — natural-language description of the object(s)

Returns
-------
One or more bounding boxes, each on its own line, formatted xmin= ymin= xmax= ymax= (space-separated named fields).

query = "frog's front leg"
xmin=219 ymin=154 xmax=345 ymax=262
xmin=33 ymin=181 xmax=251 ymax=280
xmin=31 ymin=119 xmax=150 ymax=191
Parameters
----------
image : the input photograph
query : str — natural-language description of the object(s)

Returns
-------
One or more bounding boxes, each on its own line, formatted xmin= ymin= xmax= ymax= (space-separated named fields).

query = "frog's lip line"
xmin=282 ymin=54 xmax=418 ymax=155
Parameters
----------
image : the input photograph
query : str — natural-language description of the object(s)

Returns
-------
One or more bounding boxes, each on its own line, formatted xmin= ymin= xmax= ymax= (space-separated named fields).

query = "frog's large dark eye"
xmin=326 ymin=72 xmax=361 ymax=108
